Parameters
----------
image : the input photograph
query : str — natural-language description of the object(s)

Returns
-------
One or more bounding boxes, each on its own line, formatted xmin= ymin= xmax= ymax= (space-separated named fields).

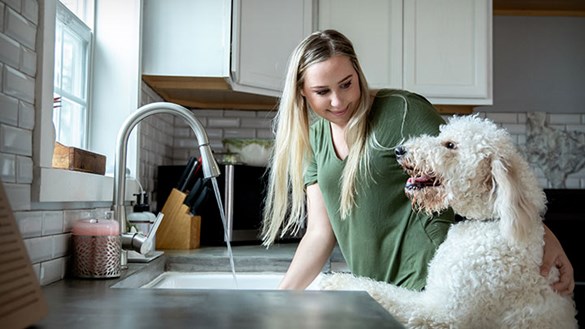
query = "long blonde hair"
xmin=262 ymin=30 xmax=371 ymax=246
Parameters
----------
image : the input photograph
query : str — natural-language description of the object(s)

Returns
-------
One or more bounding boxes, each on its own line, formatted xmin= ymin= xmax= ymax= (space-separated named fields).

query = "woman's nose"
xmin=330 ymin=92 xmax=343 ymax=108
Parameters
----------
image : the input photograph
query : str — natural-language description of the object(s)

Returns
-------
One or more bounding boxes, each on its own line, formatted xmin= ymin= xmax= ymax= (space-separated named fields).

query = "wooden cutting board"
xmin=52 ymin=142 xmax=106 ymax=175
xmin=156 ymin=188 xmax=201 ymax=250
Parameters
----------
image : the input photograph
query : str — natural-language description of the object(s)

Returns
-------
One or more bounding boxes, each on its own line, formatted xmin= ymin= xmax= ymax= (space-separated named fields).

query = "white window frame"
xmin=53 ymin=1 xmax=92 ymax=149
xmin=33 ymin=0 xmax=141 ymax=204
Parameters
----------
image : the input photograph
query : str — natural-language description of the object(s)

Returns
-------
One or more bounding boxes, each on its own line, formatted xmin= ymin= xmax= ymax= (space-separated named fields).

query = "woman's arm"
xmin=541 ymin=224 xmax=575 ymax=295
xmin=279 ymin=183 xmax=337 ymax=290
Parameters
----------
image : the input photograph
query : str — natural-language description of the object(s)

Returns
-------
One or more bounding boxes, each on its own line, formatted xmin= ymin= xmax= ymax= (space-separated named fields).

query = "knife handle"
xmin=190 ymin=186 xmax=210 ymax=215
xmin=177 ymin=156 xmax=197 ymax=191
xmin=184 ymin=177 xmax=204 ymax=207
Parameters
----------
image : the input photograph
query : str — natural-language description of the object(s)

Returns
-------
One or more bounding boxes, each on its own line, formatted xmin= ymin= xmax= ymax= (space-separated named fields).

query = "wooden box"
xmin=52 ymin=142 xmax=106 ymax=175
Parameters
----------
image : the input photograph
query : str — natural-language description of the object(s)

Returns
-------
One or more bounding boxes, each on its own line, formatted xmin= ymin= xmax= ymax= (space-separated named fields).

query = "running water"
xmin=210 ymin=177 xmax=238 ymax=288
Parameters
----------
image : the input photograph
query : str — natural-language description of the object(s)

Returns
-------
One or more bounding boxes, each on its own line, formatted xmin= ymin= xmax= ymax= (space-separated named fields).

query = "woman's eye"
xmin=340 ymin=81 xmax=352 ymax=89
xmin=315 ymin=89 xmax=329 ymax=96
xmin=444 ymin=141 xmax=456 ymax=149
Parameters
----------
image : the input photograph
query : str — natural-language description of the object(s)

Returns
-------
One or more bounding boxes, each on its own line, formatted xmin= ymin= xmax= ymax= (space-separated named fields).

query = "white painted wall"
xmin=478 ymin=16 xmax=585 ymax=113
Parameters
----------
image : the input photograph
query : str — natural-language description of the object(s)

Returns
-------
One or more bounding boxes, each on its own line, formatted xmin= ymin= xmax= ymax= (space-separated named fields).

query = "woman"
xmin=262 ymin=29 xmax=574 ymax=294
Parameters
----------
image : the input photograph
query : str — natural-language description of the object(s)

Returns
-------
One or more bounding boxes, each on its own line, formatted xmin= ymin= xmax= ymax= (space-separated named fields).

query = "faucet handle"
xmin=142 ymin=212 xmax=164 ymax=253
xmin=122 ymin=212 xmax=165 ymax=255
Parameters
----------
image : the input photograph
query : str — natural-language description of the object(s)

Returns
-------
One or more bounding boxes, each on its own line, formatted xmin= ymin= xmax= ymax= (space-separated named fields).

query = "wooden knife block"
xmin=156 ymin=188 xmax=201 ymax=250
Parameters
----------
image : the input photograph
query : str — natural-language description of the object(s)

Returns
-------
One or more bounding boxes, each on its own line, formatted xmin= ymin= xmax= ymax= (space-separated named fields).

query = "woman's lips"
xmin=330 ymin=106 xmax=349 ymax=117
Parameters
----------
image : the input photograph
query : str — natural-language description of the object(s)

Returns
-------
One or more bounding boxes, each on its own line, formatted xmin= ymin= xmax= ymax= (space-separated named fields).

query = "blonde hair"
xmin=262 ymin=30 xmax=371 ymax=246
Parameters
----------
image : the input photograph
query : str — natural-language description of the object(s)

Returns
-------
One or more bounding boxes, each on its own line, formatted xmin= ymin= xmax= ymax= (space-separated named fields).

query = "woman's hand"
xmin=541 ymin=225 xmax=574 ymax=296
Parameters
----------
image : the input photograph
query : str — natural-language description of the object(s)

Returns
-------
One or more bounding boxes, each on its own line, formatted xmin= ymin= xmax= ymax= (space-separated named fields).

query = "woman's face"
xmin=301 ymin=55 xmax=361 ymax=129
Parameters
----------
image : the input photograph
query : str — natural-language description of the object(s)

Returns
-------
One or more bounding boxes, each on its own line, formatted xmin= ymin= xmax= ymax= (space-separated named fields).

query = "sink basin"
xmin=141 ymin=271 xmax=322 ymax=290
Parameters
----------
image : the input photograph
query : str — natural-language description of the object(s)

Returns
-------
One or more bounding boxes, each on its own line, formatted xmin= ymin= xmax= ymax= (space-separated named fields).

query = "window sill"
xmin=34 ymin=167 xmax=138 ymax=203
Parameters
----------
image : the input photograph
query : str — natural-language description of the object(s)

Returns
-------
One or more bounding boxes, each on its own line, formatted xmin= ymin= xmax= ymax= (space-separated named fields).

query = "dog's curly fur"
xmin=320 ymin=115 xmax=578 ymax=329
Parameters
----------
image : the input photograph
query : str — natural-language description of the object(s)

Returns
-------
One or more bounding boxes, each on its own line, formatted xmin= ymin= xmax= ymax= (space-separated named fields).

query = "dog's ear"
xmin=491 ymin=155 xmax=535 ymax=242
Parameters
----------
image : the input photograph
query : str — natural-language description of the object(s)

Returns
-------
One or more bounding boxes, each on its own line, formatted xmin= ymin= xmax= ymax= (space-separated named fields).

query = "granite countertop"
xmin=36 ymin=244 xmax=404 ymax=329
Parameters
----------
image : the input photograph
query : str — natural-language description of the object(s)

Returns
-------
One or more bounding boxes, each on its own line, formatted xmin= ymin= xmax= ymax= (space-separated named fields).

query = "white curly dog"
xmin=320 ymin=115 xmax=577 ymax=328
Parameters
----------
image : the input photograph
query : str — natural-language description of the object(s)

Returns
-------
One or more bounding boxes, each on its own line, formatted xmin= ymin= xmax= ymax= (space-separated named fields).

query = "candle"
xmin=72 ymin=219 xmax=120 ymax=236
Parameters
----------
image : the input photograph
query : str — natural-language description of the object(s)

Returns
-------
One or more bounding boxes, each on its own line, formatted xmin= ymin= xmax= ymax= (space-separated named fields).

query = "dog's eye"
xmin=444 ymin=141 xmax=456 ymax=149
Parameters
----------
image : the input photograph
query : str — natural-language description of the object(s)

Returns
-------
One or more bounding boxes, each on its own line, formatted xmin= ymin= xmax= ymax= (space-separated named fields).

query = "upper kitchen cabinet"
xmin=231 ymin=0 xmax=314 ymax=94
xmin=142 ymin=0 xmax=231 ymax=78
xmin=141 ymin=0 xmax=314 ymax=109
xmin=318 ymin=0 xmax=493 ymax=105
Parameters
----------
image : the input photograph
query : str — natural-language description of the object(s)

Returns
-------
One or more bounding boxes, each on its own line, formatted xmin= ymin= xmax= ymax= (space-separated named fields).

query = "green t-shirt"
xmin=305 ymin=89 xmax=454 ymax=291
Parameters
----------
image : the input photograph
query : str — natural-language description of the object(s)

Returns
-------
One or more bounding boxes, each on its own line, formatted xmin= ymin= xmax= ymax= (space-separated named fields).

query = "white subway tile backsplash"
xmin=63 ymin=209 xmax=93 ymax=233
xmin=173 ymin=127 xmax=192 ymax=138
xmin=20 ymin=46 xmax=36 ymax=76
xmin=549 ymin=114 xmax=581 ymax=125
xmin=4 ymin=65 xmax=35 ymax=102
xmin=173 ymin=137 xmax=200 ymax=149
xmin=0 ymin=32 xmax=21 ymax=68
xmin=24 ymin=235 xmax=53 ymax=263
xmin=0 ymin=152 xmax=16 ymax=182
xmin=40 ymin=257 xmax=66 ymax=286
xmin=0 ymin=3 xmax=4 ymax=28
xmin=241 ymin=117 xmax=272 ymax=129
xmin=22 ymin=0 xmax=39 ymax=25
xmin=43 ymin=211 xmax=64 ymax=235
xmin=0 ymin=93 xmax=19 ymax=125
xmin=16 ymin=155 xmax=32 ymax=183
xmin=224 ymin=110 xmax=256 ymax=118
xmin=501 ymin=123 xmax=526 ymax=135
xmin=205 ymin=128 xmax=224 ymax=139
xmin=223 ymin=128 xmax=255 ymax=139
xmin=565 ymin=177 xmax=580 ymax=189
xmin=5 ymin=7 xmax=36 ymax=50
xmin=0 ymin=123 xmax=32 ymax=155
xmin=52 ymin=233 xmax=69 ymax=258
xmin=193 ymin=109 xmax=225 ymax=117
xmin=14 ymin=210 xmax=42 ymax=238
xmin=3 ymin=0 xmax=20 ymax=12
xmin=256 ymin=129 xmax=274 ymax=139
xmin=517 ymin=113 xmax=527 ymax=124
xmin=208 ymin=117 xmax=240 ymax=128
xmin=31 ymin=262 xmax=40 ymax=280
xmin=4 ymin=182 xmax=30 ymax=210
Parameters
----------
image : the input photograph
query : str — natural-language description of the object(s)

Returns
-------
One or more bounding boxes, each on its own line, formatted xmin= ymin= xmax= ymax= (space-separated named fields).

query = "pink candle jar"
xmin=72 ymin=219 xmax=121 ymax=278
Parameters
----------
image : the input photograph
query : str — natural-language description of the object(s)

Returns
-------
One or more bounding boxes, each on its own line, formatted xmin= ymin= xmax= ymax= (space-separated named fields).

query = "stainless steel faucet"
xmin=112 ymin=102 xmax=221 ymax=266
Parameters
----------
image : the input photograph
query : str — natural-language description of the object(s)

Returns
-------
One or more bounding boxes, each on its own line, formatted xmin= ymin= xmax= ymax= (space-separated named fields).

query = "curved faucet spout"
xmin=112 ymin=102 xmax=220 ymax=263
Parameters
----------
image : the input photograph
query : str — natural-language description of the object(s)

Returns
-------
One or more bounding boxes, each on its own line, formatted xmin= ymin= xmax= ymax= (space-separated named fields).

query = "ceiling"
xmin=493 ymin=0 xmax=585 ymax=16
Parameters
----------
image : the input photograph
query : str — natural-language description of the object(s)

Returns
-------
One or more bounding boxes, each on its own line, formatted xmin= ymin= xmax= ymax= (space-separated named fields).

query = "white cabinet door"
xmin=318 ymin=0 xmax=403 ymax=90
xmin=403 ymin=0 xmax=492 ymax=104
xmin=142 ymin=0 xmax=231 ymax=77
xmin=318 ymin=0 xmax=492 ymax=105
xmin=231 ymin=0 xmax=314 ymax=96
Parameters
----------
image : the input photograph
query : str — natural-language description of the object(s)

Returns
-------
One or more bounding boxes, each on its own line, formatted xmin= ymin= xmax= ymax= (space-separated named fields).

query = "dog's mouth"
xmin=405 ymin=174 xmax=439 ymax=190
xmin=401 ymin=165 xmax=442 ymax=191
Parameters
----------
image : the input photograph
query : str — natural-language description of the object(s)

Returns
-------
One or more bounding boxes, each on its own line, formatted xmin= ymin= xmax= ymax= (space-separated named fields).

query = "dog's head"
xmin=396 ymin=115 xmax=546 ymax=241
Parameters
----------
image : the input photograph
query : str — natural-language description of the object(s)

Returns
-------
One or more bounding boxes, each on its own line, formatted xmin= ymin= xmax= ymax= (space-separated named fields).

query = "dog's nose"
xmin=395 ymin=146 xmax=407 ymax=158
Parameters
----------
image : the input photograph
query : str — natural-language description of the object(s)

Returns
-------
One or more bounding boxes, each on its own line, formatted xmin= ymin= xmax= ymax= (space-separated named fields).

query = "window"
xmin=53 ymin=2 xmax=92 ymax=149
